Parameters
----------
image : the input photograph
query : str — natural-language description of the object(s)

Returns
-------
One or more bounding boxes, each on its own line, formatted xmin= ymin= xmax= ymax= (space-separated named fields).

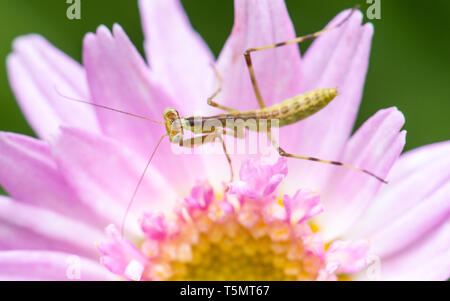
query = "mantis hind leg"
xmin=266 ymin=130 xmax=387 ymax=184
xmin=243 ymin=6 xmax=359 ymax=109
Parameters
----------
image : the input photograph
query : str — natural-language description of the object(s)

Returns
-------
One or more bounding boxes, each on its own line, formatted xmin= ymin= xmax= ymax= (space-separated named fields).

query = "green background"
xmin=0 ymin=0 xmax=449 ymax=151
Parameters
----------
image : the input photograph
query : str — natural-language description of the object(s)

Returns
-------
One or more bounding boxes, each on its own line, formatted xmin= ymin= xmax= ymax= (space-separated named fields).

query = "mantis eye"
xmin=163 ymin=107 xmax=180 ymax=121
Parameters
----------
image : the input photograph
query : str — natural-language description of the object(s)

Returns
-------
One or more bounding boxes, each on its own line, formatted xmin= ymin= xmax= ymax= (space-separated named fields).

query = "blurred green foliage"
xmin=0 ymin=0 xmax=449 ymax=172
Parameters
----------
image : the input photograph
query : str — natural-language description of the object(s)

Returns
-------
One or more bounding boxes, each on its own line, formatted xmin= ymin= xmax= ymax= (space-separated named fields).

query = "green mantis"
xmin=58 ymin=6 xmax=385 ymax=235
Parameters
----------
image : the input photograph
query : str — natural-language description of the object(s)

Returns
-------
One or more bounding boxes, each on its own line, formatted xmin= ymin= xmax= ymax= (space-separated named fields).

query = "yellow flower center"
xmin=142 ymin=203 xmax=324 ymax=281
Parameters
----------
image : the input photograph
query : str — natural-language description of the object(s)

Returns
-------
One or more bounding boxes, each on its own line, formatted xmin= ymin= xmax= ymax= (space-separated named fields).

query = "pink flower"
xmin=1 ymin=0 xmax=448 ymax=280
xmin=283 ymin=189 xmax=323 ymax=225
xmin=228 ymin=158 xmax=288 ymax=200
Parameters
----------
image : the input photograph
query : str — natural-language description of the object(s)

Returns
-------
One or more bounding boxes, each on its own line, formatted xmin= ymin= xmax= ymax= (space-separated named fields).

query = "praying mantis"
xmin=58 ymin=6 xmax=386 ymax=235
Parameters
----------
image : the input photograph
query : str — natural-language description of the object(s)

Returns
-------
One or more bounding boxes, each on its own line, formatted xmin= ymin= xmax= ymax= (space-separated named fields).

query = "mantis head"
xmin=163 ymin=107 xmax=184 ymax=143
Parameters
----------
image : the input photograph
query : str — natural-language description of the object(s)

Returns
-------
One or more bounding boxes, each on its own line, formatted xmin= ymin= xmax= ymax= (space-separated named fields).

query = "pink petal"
xmin=98 ymin=224 xmax=147 ymax=279
xmin=6 ymin=35 xmax=100 ymax=139
xmin=51 ymin=127 xmax=177 ymax=231
xmin=140 ymin=212 xmax=176 ymax=240
xmin=316 ymin=263 xmax=338 ymax=281
xmin=83 ymin=25 xmax=171 ymax=154
xmin=216 ymin=0 xmax=302 ymax=111
xmin=369 ymin=182 xmax=449 ymax=258
xmin=326 ymin=240 xmax=370 ymax=274
xmin=183 ymin=182 xmax=214 ymax=211
xmin=348 ymin=141 xmax=450 ymax=242
xmin=374 ymin=220 xmax=450 ymax=281
xmin=83 ymin=24 xmax=209 ymax=188
xmin=0 ymin=250 xmax=111 ymax=280
xmin=283 ymin=11 xmax=374 ymax=192
xmin=0 ymin=223 xmax=64 ymax=252
xmin=140 ymin=213 xmax=166 ymax=240
xmin=302 ymin=9 xmax=367 ymax=91
xmin=228 ymin=158 xmax=287 ymax=200
xmin=139 ymin=0 xmax=215 ymax=112
xmin=0 ymin=196 xmax=104 ymax=259
xmin=263 ymin=174 xmax=285 ymax=196
xmin=283 ymin=189 xmax=323 ymax=224
xmin=318 ymin=108 xmax=406 ymax=241
xmin=0 ymin=132 xmax=103 ymax=227
xmin=387 ymin=140 xmax=450 ymax=183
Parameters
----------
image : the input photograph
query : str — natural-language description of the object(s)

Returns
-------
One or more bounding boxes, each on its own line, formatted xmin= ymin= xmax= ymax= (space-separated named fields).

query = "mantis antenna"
xmin=55 ymin=88 xmax=167 ymax=236
xmin=120 ymin=133 xmax=168 ymax=237
xmin=54 ymin=88 xmax=165 ymax=125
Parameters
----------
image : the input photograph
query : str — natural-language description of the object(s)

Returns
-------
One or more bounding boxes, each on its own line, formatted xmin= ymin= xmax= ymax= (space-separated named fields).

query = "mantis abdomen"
xmin=191 ymin=87 xmax=337 ymax=130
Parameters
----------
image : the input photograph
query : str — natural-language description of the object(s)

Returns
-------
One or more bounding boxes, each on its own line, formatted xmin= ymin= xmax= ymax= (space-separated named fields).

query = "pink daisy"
xmin=1 ymin=0 xmax=448 ymax=281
